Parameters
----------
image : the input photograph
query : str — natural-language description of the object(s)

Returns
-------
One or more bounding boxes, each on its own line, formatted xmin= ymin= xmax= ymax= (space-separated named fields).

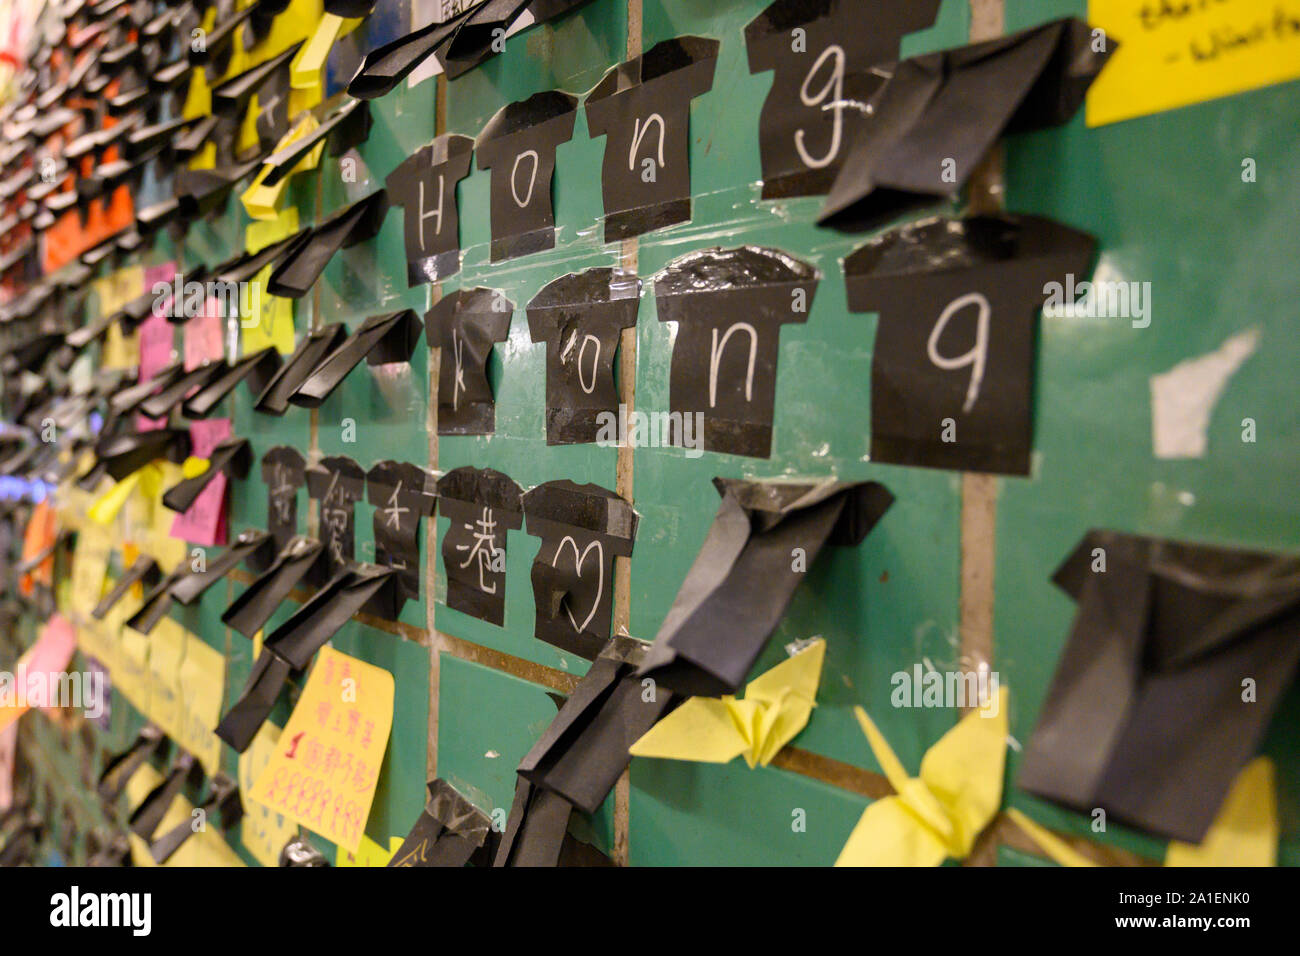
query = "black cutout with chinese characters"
xmin=305 ymin=455 xmax=366 ymax=585
xmin=438 ymin=466 xmax=523 ymax=627
xmin=365 ymin=459 xmax=438 ymax=620
xmin=261 ymin=445 xmax=307 ymax=553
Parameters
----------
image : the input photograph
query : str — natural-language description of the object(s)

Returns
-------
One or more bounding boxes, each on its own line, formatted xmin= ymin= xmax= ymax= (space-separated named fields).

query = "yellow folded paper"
xmin=180 ymin=456 xmax=211 ymax=480
xmin=630 ymin=638 xmax=825 ymax=769
xmin=1166 ymin=758 xmax=1277 ymax=867
xmin=290 ymin=14 xmax=363 ymax=93
xmin=1009 ymin=758 xmax=1276 ymax=868
xmin=241 ymin=114 xmax=324 ymax=220
xmin=88 ymin=463 xmax=163 ymax=526
xmin=836 ymin=686 xmax=1007 ymax=867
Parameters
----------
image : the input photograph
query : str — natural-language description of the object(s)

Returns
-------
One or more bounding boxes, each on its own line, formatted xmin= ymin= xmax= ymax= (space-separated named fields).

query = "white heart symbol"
xmin=551 ymin=535 xmax=604 ymax=634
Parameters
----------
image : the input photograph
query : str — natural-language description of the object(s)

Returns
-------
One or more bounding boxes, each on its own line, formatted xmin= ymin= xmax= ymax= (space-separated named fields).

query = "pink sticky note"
xmin=170 ymin=419 xmax=232 ymax=547
xmin=27 ymin=615 xmax=79 ymax=718
xmin=136 ymin=265 xmax=177 ymax=431
xmin=185 ymin=296 xmax=225 ymax=371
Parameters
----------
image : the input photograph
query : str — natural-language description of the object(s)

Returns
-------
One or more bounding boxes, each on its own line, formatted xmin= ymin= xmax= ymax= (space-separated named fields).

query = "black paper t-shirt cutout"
xmin=584 ymin=36 xmax=719 ymax=242
xmin=744 ymin=0 xmax=942 ymax=198
xmin=384 ymin=133 xmax=474 ymax=286
xmin=1018 ymin=531 xmax=1300 ymax=844
xmin=438 ymin=466 xmax=523 ymax=627
xmin=844 ymin=214 xmax=1096 ymax=476
xmin=365 ymin=459 xmax=437 ymax=618
xmin=425 ymin=287 xmax=513 ymax=436
xmin=474 ymin=90 xmax=578 ymax=261
xmin=261 ymin=445 xmax=306 ymax=553
xmin=305 ymin=455 xmax=366 ymax=584
xmin=654 ymin=245 xmax=818 ymax=459
xmin=523 ymin=480 xmax=636 ymax=660
xmin=526 ymin=268 xmax=640 ymax=446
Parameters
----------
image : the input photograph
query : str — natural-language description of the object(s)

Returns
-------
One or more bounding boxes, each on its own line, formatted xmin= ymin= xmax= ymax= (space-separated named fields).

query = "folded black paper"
xmin=818 ymin=17 xmax=1116 ymax=232
xmin=214 ymin=647 xmax=295 ymax=753
xmin=493 ymin=776 xmax=611 ymax=867
xmin=745 ymin=0 xmax=942 ymax=198
xmin=169 ymin=528 xmax=275 ymax=605
xmin=518 ymin=636 xmax=674 ymax=814
xmin=289 ymin=309 xmax=421 ymax=408
xmin=124 ymin=567 xmax=186 ymax=636
xmin=389 ymin=778 xmax=494 ymax=867
xmin=526 ymin=268 xmax=640 ymax=445
xmin=474 ymin=90 xmax=577 ymax=261
xmin=426 ymin=287 xmax=513 ymax=435
xmin=181 ymin=348 xmax=282 ymax=418
xmin=90 ymin=554 xmax=161 ymax=620
xmin=94 ymin=427 xmax=191 ymax=481
xmin=653 ymin=245 xmax=818 ymax=459
xmin=365 ymin=459 xmax=437 ymax=619
xmin=149 ymin=772 xmax=242 ymax=864
xmin=259 ymin=98 xmax=372 ymax=188
xmin=108 ymin=361 xmax=186 ymax=417
xmin=638 ymin=478 xmax=894 ymax=697
xmin=96 ymin=724 xmax=164 ymax=801
xmin=222 ymin=535 xmax=323 ymax=640
xmin=128 ymin=751 xmax=199 ymax=841
xmin=346 ymin=5 xmax=477 ymax=100
xmin=437 ymin=466 xmax=523 ymax=626
xmin=138 ymin=361 xmax=230 ymax=419
xmin=585 ymin=36 xmax=719 ymax=241
xmin=523 ymin=480 xmax=636 ymax=660
xmin=384 ymin=134 xmax=474 ymax=285
xmin=255 ymin=323 xmax=349 ymax=415
xmin=161 ymin=436 xmax=251 ymax=513
xmin=305 ymin=455 xmax=367 ymax=581
xmin=264 ymin=563 xmax=396 ymax=669
xmin=261 ymin=445 xmax=307 ymax=551
xmin=266 ymin=190 xmax=388 ymax=298
xmin=1019 ymin=531 xmax=1300 ymax=844
xmin=439 ymin=0 xmax=532 ymax=78
xmin=843 ymin=213 xmax=1096 ymax=475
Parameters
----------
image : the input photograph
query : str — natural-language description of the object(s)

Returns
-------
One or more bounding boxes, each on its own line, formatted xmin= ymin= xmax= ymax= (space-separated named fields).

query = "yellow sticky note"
xmin=116 ymin=626 xmax=152 ymax=717
xmin=145 ymin=618 xmax=187 ymax=741
xmin=337 ymin=832 xmax=398 ymax=867
xmin=1087 ymin=0 xmax=1300 ymax=126
xmin=1166 ymin=757 xmax=1277 ymax=867
xmin=239 ymin=722 xmax=299 ymax=868
xmin=178 ymin=637 xmax=227 ymax=776
xmin=249 ymin=646 xmax=395 ymax=854
xmin=291 ymin=14 xmax=359 ymax=91
xmin=243 ymin=209 xmax=299 ymax=355
xmin=242 ymin=115 xmax=323 ymax=220
xmin=68 ymin=525 xmax=113 ymax=619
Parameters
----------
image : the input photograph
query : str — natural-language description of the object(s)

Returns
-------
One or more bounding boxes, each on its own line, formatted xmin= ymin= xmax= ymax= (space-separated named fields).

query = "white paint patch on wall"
xmin=1150 ymin=328 xmax=1260 ymax=459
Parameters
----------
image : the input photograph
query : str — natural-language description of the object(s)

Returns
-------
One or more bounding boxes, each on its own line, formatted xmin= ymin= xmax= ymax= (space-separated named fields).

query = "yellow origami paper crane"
xmin=88 ymin=463 xmax=164 ymax=526
xmin=629 ymin=638 xmax=825 ymax=769
xmin=1008 ymin=757 xmax=1276 ymax=867
xmin=836 ymin=685 xmax=1008 ymax=866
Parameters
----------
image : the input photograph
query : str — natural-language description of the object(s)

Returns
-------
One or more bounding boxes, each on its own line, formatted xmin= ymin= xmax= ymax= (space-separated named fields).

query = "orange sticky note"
xmin=249 ymin=646 xmax=394 ymax=854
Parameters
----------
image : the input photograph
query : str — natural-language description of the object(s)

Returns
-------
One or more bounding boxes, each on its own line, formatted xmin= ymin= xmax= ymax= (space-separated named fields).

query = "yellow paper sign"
xmin=177 ymin=637 xmax=227 ymax=776
xmin=1087 ymin=0 xmax=1300 ymax=126
xmin=336 ymin=834 xmax=402 ymax=867
xmin=146 ymin=618 xmax=187 ymax=741
xmin=250 ymin=646 xmax=394 ymax=854
xmin=68 ymin=525 xmax=113 ymax=619
xmin=239 ymin=722 xmax=300 ymax=868
xmin=94 ymin=266 xmax=145 ymax=369
xmin=116 ymin=625 xmax=152 ymax=717
xmin=242 ymin=209 xmax=299 ymax=355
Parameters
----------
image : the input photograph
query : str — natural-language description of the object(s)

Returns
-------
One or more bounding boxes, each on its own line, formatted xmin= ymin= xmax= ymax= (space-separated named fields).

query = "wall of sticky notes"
xmin=5 ymin=0 xmax=1299 ymax=868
